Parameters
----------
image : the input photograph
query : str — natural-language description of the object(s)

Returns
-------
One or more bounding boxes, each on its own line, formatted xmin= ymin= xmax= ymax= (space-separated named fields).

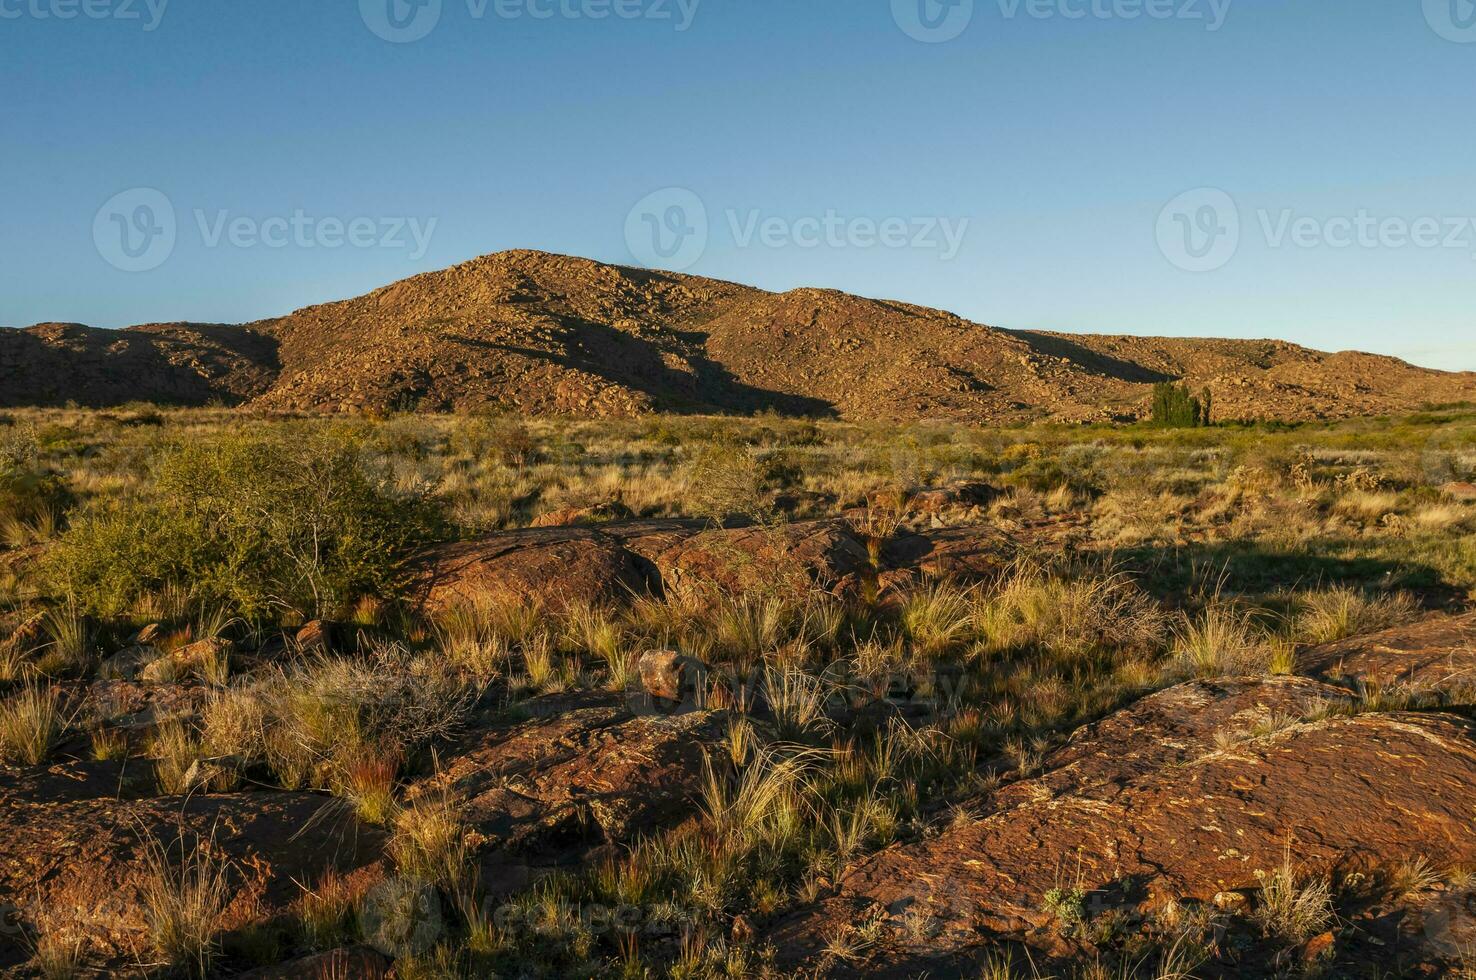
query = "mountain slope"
xmin=6 ymin=249 xmax=1474 ymax=421
xmin=0 ymin=321 xmax=277 ymax=408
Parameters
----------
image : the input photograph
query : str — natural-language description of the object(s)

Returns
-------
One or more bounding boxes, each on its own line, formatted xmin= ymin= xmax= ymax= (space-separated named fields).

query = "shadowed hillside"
xmin=7 ymin=250 xmax=1474 ymax=420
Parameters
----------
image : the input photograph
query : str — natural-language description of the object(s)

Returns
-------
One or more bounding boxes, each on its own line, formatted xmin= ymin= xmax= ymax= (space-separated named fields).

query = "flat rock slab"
xmin=408 ymin=692 xmax=726 ymax=887
xmin=1298 ymin=612 xmax=1476 ymax=691
xmin=0 ymin=759 xmax=149 ymax=806
xmin=0 ymin=791 xmax=380 ymax=962
xmin=651 ymin=519 xmax=873 ymax=601
xmin=769 ymin=710 xmax=1476 ymax=977
xmin=414 ymin=527 xmax=656 ymax=613
xmin=989 ymin=676 xmax=1353 ymax=813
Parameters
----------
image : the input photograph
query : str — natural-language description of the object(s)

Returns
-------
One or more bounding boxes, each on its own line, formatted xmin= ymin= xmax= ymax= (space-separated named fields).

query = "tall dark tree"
xmin=1151 ymin=382 xmax=1208 ymax=428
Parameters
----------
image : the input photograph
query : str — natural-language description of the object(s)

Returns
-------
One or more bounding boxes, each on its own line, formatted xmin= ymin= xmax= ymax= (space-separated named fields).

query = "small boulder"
xmin=294 ymin=620 xmax=337 ymax=652
xmin=132 ymin=623 xmax=164 ymax=646
xmin=415 ymin=529 xmax=651 ymax=614
xmin=139 ymin=637 xmax=232 ymax=684
xmin=905 ymin=480 xmax=1001 ymax=515
xmin=1213 ymin=890 xmax=1248 ymax=912
xmin=652 ymin=520 xmax=872 ymax=602
xmin=406 ymin=692 xmax=727 ymax=874
xmin=637 ymin=649 xmax=708 ymax=706
xmin=97 ymin=645 xmax=164 ymax=682
xmin=3 ymin=611 xmax=47 ymax=655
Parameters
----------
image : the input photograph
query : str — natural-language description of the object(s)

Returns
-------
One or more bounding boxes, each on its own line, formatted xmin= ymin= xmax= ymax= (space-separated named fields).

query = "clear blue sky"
xmin=3 ymin=0 xmax=1474 ymax=369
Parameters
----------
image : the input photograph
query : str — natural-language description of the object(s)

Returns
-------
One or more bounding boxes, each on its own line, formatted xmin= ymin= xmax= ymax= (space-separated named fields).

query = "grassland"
xmin=1 ymin=405 xmax=1474 ymax=978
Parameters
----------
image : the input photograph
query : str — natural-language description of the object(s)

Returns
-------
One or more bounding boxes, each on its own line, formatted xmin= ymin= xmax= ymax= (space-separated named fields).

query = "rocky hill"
xmin=0 ymin=321 xmax=277 ymax=408
xmin=5 ymin=249 xmax=1473 ymax=421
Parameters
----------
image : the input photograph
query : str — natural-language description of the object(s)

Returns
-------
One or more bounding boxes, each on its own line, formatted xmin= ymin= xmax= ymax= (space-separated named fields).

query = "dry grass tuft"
xmin=139 ymin=837 xmax=233 ymax=977
xmin=1173 ymin=599 xmax=1279 ymax=678
xmin=1293 ymin=586 xmax=1421 ymax=645
xmin=0 ymin=686 xmax=64 ymax=765
xmin=1255 ymin=851 xmax=1335 ymax=944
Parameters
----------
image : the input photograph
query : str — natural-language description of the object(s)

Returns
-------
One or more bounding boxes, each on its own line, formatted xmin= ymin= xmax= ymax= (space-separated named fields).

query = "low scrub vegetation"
xmin=41 ymin=429 xmax=441 ymax=620
xmin=0 ymin=405 xmax=1473 ymax=978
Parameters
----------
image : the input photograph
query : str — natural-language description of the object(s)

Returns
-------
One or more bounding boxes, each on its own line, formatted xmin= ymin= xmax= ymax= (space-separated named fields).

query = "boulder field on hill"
xmin=7 ymin=250 xmax=1476 ymax=421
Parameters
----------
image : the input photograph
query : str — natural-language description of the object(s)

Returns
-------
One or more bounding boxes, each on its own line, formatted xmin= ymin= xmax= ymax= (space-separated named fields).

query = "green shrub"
xmin=0 ymin=426 xmax=72 ymax=535
xmin=1151 ymin=382 xmax=1212 ymax=428
xmin=43 ymin=432 xmax=442 ymax=619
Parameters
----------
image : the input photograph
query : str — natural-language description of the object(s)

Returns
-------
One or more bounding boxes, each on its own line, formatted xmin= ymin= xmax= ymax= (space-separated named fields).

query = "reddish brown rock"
xmin=1298 ymin=612 xmax=1476 ymax=690
xmin=637 ymin=649 xmax=708 ymax=704
xmin=78 ymin=678 xmax=208 ymax=735
xmin=294 ymin=619 xmax=337 ymax=652
xmin=0 ymin=611 xmax=46 ymax=658
xmin=867 ymin=480 xmax=999 ymax=516
xmin=769 ymin=711 xmax=1476 ymax=977
xmin=988 ymin=676 xmax=1353 ymax=812
xmin=407 ymin=692 xmax=725 ymax=888
xmin=139 ymin=636 xmax=233 ymax=684
xmin=880 ymin=525 xmax=1013 ymax=583
xmin=0 ymin=792 xmax=382 ymax=962
xmin=0 ymin=759 xmax=147 ymax=806
xmin=132 ymin=622 xmax=164 ymax=646
xmin=651 ymin=519 xmax=872 ymax=600
xmin=1439 ymin=481 xmax=1476 ymax=502
xmin=529 ymin=500 xmax=635 ymax=528
xmin=415 ymin=527 xmax=652 ymax=613
xmin=1399 ymin=886 xmax=1476 ymax=974
xmin=97 ymin=644 xmax=165 ymax=681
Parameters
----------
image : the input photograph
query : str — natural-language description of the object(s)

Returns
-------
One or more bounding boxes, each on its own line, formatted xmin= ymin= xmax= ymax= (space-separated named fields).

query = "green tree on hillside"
xmin=1151 ymin=382 xmax=1214 ymax=428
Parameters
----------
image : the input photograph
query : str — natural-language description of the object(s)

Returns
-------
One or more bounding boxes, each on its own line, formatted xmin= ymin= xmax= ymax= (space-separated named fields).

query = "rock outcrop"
xmin=769 ymin=699 xmax=1476 ymax=976
xmin=1298 ymin=612 xmax=1476 ymax=691
xmin=406 ymin=692 xmax=726 ymax=894
xmin=0 ymin=792 xmax=380 ymax=962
